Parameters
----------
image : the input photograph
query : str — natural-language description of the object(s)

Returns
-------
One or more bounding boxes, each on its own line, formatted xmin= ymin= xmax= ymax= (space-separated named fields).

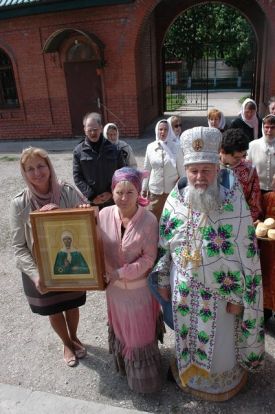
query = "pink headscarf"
xmin=20 ymin=148 xmax=62 ymax=210
xmin=112 ymin=167 xmax=150 ymax=207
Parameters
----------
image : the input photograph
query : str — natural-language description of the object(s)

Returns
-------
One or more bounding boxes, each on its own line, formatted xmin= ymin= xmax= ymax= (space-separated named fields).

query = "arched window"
xmin=0 ymin=49 xmax=19 ymax=108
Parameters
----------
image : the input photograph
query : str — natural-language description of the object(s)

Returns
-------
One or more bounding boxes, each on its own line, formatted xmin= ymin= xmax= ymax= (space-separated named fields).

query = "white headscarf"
xmin=103 ymin=123 xmax=119 ymax=144
xmin=239 ymin=98 xmax=259 ymax=139
xmin=207 ymin=111 xmax=226 ymax=131
xmin=155 ymin=119 xmax=177 ymax=167
xmin=262 ymin=114 xmax=275 ymax=155
xmin=167 ymin=116 xmax=180 ymax=142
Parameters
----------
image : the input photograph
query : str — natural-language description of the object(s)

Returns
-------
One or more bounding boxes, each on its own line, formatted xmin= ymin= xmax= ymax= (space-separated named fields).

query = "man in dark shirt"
xmin=73 ymin=112 xmax=125 ymax=209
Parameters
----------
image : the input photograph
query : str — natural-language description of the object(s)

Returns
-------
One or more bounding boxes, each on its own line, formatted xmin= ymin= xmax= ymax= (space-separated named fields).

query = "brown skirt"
xmin=108 ymin=313 xmax=165 ymax=393
xmin=22 ymin=272 xmax=86 ymax=316
xmin=147 ymin=193 xmax=169 ymax=222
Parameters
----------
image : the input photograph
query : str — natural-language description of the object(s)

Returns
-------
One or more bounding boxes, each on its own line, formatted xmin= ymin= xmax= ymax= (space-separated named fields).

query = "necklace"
xmin=181 ymin=205 xmax=206 ymax=269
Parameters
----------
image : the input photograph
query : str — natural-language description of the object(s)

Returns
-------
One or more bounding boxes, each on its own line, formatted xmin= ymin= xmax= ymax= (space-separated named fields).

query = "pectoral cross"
xmin=191 ymin=249 xmax=202 ymax=268
xmin=181 ymin=247 xmax=202 ymax=268
xmin=181 ymin=248 xmax=192 ymax=267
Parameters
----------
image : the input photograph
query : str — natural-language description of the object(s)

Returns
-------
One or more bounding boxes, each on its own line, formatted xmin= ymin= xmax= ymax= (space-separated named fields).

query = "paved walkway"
xmin=0 ymin=384 xmax=149 ymax=414
xmin=0 ymin=91 xmax=246 ymax=154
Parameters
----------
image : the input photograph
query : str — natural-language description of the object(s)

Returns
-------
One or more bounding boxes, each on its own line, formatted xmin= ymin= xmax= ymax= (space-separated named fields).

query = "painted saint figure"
xmin=54 ymin=230 xmax=90 ymax=275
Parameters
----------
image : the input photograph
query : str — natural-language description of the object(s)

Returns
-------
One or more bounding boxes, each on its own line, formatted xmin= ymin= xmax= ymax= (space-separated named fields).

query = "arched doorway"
xmin=43 ymin=28 xmax=105 ymax=136
xmin=163 ymin=3 xmax=257 ymax=113
xmin=150 ymin=0 xmax=266 ymax=118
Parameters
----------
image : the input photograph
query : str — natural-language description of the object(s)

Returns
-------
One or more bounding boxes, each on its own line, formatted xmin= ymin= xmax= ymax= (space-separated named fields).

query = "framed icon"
xmin=30 ymin=207 xmax=105 ymax=291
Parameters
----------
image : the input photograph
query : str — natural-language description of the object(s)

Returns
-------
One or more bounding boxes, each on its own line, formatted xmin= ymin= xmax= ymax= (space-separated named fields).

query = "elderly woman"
xmin=207 ymin=108 xmax=227 ymax=133
xmin=10 ymin=147 xmax=87 ymax=367
xmin=230 ymin=98 xmax=262 ymax=142
xmin=247 ymin=114 xmax=275 ymax=193
xmin=167 ymin=115 xmax=182 ymax=143
xmin=142 ymin=119 xmax=185 ymax=221
xmin=99 ymin=167 xmax=163 ymax=393
xmin=103 ymin=122 xmax=137 ymax=168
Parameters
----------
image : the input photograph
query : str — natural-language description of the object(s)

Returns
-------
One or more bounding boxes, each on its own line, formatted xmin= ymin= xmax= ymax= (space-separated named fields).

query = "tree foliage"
xmin=164 ymin=4 xmax=255 ymax=77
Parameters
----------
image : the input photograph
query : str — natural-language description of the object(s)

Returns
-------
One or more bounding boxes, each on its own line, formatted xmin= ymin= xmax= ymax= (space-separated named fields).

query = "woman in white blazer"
xmin=142 ymin=119 xmax=185 ymax=221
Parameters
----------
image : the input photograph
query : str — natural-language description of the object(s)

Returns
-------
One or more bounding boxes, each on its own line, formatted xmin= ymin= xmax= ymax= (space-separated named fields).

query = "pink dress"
xmin=99 ymin=205 xmax=162 ymax=393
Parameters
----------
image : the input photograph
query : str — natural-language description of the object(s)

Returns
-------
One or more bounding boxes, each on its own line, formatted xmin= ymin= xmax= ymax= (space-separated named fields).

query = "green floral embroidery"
xmin=174 ymin=246 xmax=181 ymax=255
xmin=196 ymin=348 xmax=208 ymax=361
xmin=200 ymin=224 xmax=234 ymax=257
xmin=223 ymin=203 xmax=234 ymax=212
xmin=247 ymin=225 xmax=257 ymax=258
xmin=200 ymin=289 xmax=212 ymax=300
xmin=241 ymin=319 xmax=256 ymax=338
xmin=243 ymin=352 xmax=264 ymax=369
xmin=213 ymin=270 xmax=242 ymax=296
xmin=180 ymin=324 xmax=189 ymax=340
xmin=160 ymin=209 xmax=183 ymax=240
xmin=170 ymin=189 xmax=178 ymax=198
xmin=178 ymin=304 xmax=190 ymax=316
xmin=199 ymin=308 xmax=213 ymax=323
xmin=199 ymin=290 xmax=213 ymax=322
xmin=181 ymin=347 xmax=189 ymax=360
xmin=179 ymin=281 xmax=190 ymax=297
xmin=197 ymin=331 xmax=209 ymax=344
xmin=244 ymin=274 xmax=261 ymax=304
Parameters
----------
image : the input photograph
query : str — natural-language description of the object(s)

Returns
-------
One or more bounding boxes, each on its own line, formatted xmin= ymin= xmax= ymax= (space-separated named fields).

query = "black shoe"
xmin=264 ymin=308 xmax=273 ymax=323
xmin=167 ymin=366 xmax=176 ymax=383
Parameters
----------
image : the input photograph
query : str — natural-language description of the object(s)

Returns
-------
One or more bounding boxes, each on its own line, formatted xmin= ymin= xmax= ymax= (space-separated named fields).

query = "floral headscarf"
xmin=112 ymin=167 xmax=150 ymax=206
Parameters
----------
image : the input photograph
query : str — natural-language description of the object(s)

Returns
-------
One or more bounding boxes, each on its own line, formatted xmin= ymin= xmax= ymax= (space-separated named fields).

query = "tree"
xmin=164 ymin=4 xmax=216 ymax=88
xmin=164 ymin=4 xmax=255 ymax=88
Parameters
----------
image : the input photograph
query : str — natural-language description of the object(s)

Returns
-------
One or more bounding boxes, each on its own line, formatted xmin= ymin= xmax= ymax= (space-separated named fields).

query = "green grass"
xmin=166 ymin=94 xmax=187 ymax=111
xmin=0 ymin=155 xmax=19 ymax=161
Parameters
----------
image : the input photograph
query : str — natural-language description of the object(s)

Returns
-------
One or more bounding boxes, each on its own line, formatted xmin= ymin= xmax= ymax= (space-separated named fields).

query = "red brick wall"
xmin=135 ymin=11 xmax=159 ymax=133
xmin=0 ymin=0 xmax=274 ymax=140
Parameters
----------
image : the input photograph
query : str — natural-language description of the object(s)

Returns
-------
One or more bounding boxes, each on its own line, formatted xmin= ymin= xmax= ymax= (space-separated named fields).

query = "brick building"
xmin=0 ymin=0 xmax=274 ymax=140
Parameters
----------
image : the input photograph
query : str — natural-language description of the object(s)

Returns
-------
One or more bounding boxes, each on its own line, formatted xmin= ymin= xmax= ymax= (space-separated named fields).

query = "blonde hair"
xmin=20 ymin=147 xmax=49 ymax=170
xmin=170 ymin=115 xmax=181 ymax=126
xmin=207 ymin=109 xmax=222 ymax=120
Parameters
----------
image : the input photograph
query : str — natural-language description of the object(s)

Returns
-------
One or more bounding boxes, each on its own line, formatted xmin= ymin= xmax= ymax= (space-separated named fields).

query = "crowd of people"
xmin=10 ymin=96 xmax=275 ymax=399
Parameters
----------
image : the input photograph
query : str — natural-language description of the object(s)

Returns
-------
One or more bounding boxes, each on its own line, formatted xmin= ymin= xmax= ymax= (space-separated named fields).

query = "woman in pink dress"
xmin=99 ymin=167 xmax=163 ymax=393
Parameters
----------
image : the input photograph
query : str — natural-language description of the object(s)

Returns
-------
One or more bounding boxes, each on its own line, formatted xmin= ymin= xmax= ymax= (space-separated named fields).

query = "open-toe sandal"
xmin=63 ymin=347 xmax=78 ymax=367
xmin=72 ymin=341 xmax=87 ymax=359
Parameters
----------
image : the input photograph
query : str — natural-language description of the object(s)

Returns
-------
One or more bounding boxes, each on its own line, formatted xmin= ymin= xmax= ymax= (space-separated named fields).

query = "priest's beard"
xmin=188 ymin=181 xmax=220 ymax=213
